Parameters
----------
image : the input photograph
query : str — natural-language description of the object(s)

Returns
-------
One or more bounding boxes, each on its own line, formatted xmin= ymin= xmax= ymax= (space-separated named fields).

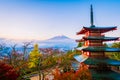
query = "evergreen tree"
xmin=112 ymin=42 xmax=120 ymax=48
xmin=29 ymin=44 xmax=43 ymax=80
xmin=111 ymin=42 xmax=120 ymax=60
xmin=28 ymin=44 xmax=42 ymax=68
xmin=77 ymin=42 xmax=83 ymax=47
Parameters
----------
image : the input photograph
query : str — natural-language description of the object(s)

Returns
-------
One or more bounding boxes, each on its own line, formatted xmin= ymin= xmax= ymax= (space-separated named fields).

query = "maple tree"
xmin=53 ymin=63 xmax=92 ymax=80
xmin=0 ymin=61 xmax=19 ymax=80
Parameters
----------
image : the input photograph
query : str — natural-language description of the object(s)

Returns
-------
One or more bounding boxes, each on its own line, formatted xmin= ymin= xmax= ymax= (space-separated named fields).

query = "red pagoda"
xmin=74 ymin=5 xmax=120 ymax=80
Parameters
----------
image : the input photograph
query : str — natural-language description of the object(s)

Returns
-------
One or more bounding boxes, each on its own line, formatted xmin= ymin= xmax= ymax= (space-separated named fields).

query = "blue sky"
xmin=0 ymin=0 xmax=120 ymax=40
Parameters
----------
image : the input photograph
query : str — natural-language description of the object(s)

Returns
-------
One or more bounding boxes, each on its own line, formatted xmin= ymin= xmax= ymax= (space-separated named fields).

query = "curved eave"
xmin=76 ymin=46 xmax=88 ymax=51
xmin=76 ymin=37 xmax=120 ymax=42
xmin=84 ymin=58 xmax=120 ymax=66
xmin=74 ymin=55 xmax=120 ymax=66
xmin=91 ymin=69 xmax=120 ymax=80
xmin=81 ymin=47 xmax=120 ymax=52
xmin=83 ymin=37 xmax=120 ymax=41
xmin=77 ymin=27 xmax=86 ymax=35
xmin=74 ymin=54 xmax=88 ymax=63
xmin=77 ymin=26 xmax=117 ymax=35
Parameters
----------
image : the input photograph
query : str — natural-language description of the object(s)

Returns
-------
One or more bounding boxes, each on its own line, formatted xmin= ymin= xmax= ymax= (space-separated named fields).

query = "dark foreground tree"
xmin=0 ymin=61 xmax=19 ymax=80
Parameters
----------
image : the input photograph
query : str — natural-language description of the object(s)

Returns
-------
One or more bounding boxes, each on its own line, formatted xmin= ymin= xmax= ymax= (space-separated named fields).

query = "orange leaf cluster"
xmin=53 ymin=63 xmax=92 ymax=80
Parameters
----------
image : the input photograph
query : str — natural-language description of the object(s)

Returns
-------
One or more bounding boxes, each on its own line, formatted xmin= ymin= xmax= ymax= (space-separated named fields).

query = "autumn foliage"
xmin=53 ymin=68 xmax=74 ymax=80
xmin=28 ymin=44 xmax=42 ymax=68
xmin=53 ymin=63 xmax=92 ymax=80
xmin=0 ymin=61 xmax=19 ymax=80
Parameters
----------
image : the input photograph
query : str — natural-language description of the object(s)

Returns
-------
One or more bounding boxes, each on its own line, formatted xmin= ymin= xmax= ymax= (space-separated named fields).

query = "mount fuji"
xmin=38 ymin=35 xmax=77 ymax=50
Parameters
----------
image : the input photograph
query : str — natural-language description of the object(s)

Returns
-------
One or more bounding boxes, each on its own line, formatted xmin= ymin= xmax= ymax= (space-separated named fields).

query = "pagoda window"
xmin=89 ymin=40 xmax=102 ymax=46
xmin=83 ymin=51 xmax=90 ymax=56
xmin=89 ymin=32 xmax=101 ymax=36
xmin=84 ymin=40 xmax=89 ymax=46
xmin=86 ymin=52 xmax=90 ymax=56
xmin=90 ymin=52 xmax=105 ymax=58
xmin=90 ymin=43 xmax=102 ymax=46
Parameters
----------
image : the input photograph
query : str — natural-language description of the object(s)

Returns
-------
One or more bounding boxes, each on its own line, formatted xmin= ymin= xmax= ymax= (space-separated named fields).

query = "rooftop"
xmin=74 ymin=55 xmax=120 ymax=66
xmin=84 ymin=57 xmax=120 ymax=66
xmin=90 ymin=69 xmax=120 ymax=80
xmin=79 ymin=46 xmax=120 ymax=52
xmin=77 ymin=26 xmax=117 ymax=34
xmin=76 ymin=36 xmax=119 ymax=42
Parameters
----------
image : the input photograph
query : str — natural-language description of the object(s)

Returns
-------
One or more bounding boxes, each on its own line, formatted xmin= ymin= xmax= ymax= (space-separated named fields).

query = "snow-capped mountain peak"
xmin=39 ymin=35 xmax=77 ymax=50
xmin=48 ymin=35 xmax=70 ymax=40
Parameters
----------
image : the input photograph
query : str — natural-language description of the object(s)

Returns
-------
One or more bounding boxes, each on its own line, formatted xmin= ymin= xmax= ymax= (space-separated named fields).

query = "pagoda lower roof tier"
xmin=77 ymin=46 xmax=120 ymax=52
xmin=74 ymin=54 xmax=120 ymax=66
xmin=84 ymin=36 xmax=119 ymax=41
xmin=90 ymin=69 xmax=120 ymax=80
xmin=77 ymin=26 xmax=117 ymax=34
xmin=76 ymin=36 xmax=119 ymax=42
xmin=84 ymin=58 xmax=120 ymax=66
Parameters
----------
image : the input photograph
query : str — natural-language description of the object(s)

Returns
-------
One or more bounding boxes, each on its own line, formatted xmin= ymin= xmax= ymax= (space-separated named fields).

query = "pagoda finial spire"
xmin=90 ymin=5 xmax=94 ymax=27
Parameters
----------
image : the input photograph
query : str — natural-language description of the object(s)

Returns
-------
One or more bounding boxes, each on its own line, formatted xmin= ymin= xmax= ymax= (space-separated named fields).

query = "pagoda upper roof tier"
xmin=76 ymin=36 xmax=120 ymax=42
xmin=77 ymin=26 xmax=117 ymax=35
xmin=76 ymin=46 xmax=120 ymax=52
xmin=74 ymin=54 xmax=120 ymax=66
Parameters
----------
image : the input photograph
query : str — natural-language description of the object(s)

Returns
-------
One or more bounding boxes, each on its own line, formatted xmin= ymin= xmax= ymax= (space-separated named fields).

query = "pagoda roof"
xmin=84 ymin=57 xmax=120 ymax=66
xmin=74 ymin=54 xmax=88 ymax=63
xmin=90 ymin=69 xmax=120 ymax=80
xmin=77 ymin=26 xmax=117 ymax=34
xmin=74 ymin=55 xmax=120 ymax=66
xmin=76 ymin=36 xmax=120 ymax=42
xmin=77 ymin=46 xmax=120 ymax=52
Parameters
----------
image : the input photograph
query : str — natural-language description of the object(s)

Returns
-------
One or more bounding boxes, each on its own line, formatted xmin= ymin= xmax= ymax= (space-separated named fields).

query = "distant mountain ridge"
xmin=38 ymin=35 xmax=77 ymax=50
xmin=0 ymin=35 xmax=115 ymax=51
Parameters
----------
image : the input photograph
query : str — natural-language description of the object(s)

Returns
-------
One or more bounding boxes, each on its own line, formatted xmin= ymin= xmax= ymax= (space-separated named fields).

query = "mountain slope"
xmin=38 ymin=35 xmax=77 ymax=50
